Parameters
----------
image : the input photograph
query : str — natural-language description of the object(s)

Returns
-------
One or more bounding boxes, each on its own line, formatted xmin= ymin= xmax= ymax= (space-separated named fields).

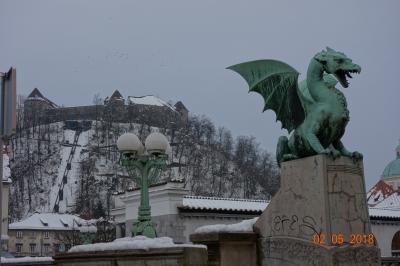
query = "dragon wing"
xmin=227 ymin=59 xmax=305 ymax=132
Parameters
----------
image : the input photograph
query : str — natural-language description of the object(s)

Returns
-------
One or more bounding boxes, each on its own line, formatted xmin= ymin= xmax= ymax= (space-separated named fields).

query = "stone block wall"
xmin=23 ymin=102 xmax=186 ymax=129
xmin=152 ymin=214 xmax=186 ymax=244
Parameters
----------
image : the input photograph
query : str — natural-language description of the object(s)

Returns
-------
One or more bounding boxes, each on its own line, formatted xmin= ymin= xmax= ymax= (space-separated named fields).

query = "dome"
xmin=382 ymin=159 xmax=400 ymax=178
xmin=381 ymin=141 xmax=400 ymax=179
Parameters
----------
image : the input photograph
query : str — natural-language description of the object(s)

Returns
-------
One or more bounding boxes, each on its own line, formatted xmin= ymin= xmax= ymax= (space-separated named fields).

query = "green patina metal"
xmin=120 ymin=153 xmax=167 ymax=238
xmin=228 ymin=47 xmax=362 ymax=166
xmin=80 ymin=232 xmax=96 ymax=244
xmin=382 ymin=142 xmax=400 ymax=178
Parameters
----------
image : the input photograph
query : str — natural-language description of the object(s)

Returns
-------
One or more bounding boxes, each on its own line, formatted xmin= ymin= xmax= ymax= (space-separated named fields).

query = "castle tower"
xmin=174 ymin=101 xmax=188 ymax=123
xmin=103 ymin=90 xmax=126 ymax=122
xmin=24 ymin=88 xmax=58 ymax=126
xmin=104 ymin=90 xmax=125 ymax=106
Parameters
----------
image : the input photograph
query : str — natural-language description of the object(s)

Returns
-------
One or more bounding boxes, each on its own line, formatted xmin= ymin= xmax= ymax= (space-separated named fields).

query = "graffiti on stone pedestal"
xmin=271 ymin=214 xmax=321 ymax=236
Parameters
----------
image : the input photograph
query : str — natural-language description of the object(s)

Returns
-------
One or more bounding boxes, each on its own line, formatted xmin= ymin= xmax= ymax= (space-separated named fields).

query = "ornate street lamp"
xmin=116 ymin=132 xmax=170 ymax=238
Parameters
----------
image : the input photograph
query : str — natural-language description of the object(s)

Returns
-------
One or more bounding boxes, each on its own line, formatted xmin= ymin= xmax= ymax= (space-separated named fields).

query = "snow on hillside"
xmin=51 ymin=129 xmax=92 ymax=213
xmin=9 ymin=115 xmax=277 ymax=221
xmin=2 ymin=153 xmax=11 ymax=183
xmin=49 ymin=129 xmax=74 ymax=212
xmin=9 ymin=122 xmax=64 ymax=218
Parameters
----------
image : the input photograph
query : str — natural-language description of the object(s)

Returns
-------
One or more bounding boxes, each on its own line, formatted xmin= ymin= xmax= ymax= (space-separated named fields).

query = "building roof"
xmin=369 ymin=208 xmax=400 ymax=220
xmin=27 ymin=88 xmax=45 ymax=98
xmin=381 ymin=141 xmax=400 ymax=179
xmin=128 ymin=95 xmax=176 ymax=112
xmin=110 ymin=90 xmax=124 ymax=100
xmin=174 ymin=101 xmax=188 ymax=112
xmin=179 ymin=195 xmax=400 ymax=221
xmin=26 ymin=88 xmax=58 ymax=108
xmin=382 ymin=159 xmax=400 ymax=179
xmin=373 ymin=192 xmax=400 ymax=209
xmin=367 ymin=180 xmax=395 ymax=206
xmin=180 ymin=196 xmax=269 ymax=213
xmin=9 ymin=213 xmax=96 ymax=232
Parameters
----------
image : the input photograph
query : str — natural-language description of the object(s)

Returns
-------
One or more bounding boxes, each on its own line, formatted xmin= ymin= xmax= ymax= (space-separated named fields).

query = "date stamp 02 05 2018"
xmin=312 ymin=233 xmax=375 ymax=246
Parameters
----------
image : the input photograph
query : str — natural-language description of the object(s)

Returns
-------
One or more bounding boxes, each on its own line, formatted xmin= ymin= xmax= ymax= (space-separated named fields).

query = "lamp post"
xmin=116 ymin=132 xmax=170 ymax=238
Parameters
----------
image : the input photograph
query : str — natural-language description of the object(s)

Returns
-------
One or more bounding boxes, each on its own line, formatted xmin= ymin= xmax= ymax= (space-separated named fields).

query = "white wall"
xmin=372 ymin=222 xmax=400 ymax=257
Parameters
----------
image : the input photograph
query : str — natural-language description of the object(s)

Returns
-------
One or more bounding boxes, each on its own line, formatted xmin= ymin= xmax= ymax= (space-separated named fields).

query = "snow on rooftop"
xmin=181 ymin=196 xmax=269 ymax=212
xmin=195 ymin=218 xmax=258 ymax=234
xmin=26 ymin=88 xmax=58 ymax=108
xmin=373 ymin=192 xmax=400 ymax=209
xmin=181 ymin=195 xmax=400 ymax=220
xmin=68 ymin=236 xmax=206 ymax=253
xmin=9 ymin=213 xmax=95 ymax=231
xmin=367 ymin=180 xmax=395 ymax=206
xmin=128 ymin=95 xmax=176 ymax=111
xmin=1 ymin=256 xmax=54 ymax=263
xmin=369 ymin=208 xmax=400 ymax=218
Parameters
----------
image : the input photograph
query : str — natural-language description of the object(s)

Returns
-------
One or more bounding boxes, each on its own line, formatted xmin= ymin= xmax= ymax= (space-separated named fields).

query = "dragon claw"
xmin=320 ymin=148 xmax=341 ymax=159
xmin=331 ymin=149 xmax=341 ymax=159
xmin=351 ymin=151 xmax=363 ymax=160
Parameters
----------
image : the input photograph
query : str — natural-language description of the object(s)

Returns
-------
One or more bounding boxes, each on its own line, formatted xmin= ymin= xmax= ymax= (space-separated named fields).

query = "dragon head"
xmin=314 ymin=47 xmax=361 ymax=88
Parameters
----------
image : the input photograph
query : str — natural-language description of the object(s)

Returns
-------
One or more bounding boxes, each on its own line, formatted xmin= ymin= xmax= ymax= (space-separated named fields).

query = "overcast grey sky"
xmin=1 ymin=0 xmax=399 ymax=189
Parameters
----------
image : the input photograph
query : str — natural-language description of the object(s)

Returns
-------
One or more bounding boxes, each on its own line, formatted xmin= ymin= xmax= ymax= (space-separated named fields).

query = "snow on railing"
xmin=194 ymin=218 xmax=258 ymax=234
xmin=68 ymin=236 xmax=206 ymax=253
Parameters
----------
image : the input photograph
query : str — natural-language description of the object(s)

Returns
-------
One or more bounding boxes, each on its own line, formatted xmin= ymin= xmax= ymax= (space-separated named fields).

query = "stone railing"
xmin=1 ymin=258 xmax=54 ymax=266
xmin=2 ymin=247 xmax=207 ymax=266
xmin=381 ymin=256 xmax=400 ymax=266
xmin=54 ymin=246 xmax=207 ymax=266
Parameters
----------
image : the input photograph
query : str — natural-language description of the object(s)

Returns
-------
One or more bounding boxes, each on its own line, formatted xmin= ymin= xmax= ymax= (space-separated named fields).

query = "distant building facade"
xmin=1 ymin=152 xmax=11 ymax=252
xmin=111 ymin=181 xmax=267 ymax=243
xmin=23 ymin=89 xmax=188 ymax=128
xmin=8 ymin=213 xmax=96 ymax=257
xmin=367 ymin=141 xmax=400 ymax=257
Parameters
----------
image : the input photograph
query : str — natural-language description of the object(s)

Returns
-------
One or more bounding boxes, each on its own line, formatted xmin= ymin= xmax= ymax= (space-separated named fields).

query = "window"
xmin=16 ymin=244 xmax=22 ymax=253
xmin=392 ymin=231 xmax=400 ymax=256
xmin=44 ymin=231 xmax=49 ymax=239
xmin=29 ymin=243 xmax=36 ymax=254
xmin=43 ymin=244 xmax=50 ymax=254
xmin=120 ymin=223 xmax=126 ymax=237
xmin=16 ymin=231 xmax=23 ymax=238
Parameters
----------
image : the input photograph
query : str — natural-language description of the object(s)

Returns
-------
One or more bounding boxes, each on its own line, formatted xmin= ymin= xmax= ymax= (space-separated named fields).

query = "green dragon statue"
xmin=228 ymin=47 xmax=362 ymax=166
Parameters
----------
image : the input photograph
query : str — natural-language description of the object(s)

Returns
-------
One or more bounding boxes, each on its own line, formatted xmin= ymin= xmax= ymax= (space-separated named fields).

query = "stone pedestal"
xmin=190 ymin=232 xmax=258 ymax=266
xmin=254 ymin=155 xmax=380 ymax=266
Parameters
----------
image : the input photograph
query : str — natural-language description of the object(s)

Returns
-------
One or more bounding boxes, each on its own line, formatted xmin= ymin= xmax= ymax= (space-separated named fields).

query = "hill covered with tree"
xmin=8 ymin=94 xmax=279 ymax=221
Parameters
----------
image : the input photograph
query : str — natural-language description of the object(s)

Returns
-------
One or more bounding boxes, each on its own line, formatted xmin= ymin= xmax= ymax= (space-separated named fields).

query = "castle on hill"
xmin=23 ymin=88 xmax=188 ymax=128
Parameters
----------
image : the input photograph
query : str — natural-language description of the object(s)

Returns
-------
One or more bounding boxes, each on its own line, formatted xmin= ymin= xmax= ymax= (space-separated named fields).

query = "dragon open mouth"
xmin=334 ymin=69 xmax=360 ymax=88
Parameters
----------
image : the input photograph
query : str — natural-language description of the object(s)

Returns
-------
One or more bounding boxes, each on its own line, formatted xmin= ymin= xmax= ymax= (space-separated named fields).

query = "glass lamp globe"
xmin=145 ymin=132 xmax=169 ymax=155
xmin=117 ymin=133 xmax=144 ymax=155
